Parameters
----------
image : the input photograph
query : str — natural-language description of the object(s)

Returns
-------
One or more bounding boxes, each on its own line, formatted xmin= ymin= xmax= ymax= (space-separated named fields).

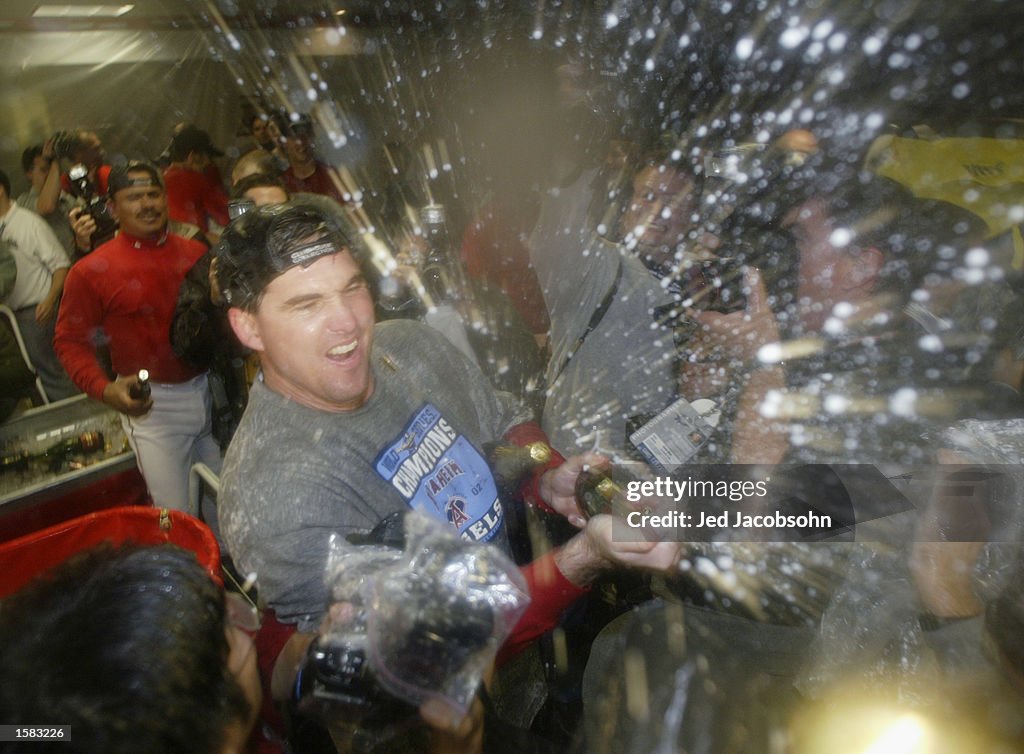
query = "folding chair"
xmin=0 ymin=304 xmax=50 ymax=405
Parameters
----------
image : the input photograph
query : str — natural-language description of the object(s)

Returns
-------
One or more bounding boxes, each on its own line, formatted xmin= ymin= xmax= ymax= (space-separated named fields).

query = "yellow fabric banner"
xmin=866 ymin=135 xmax=1024 ymax=268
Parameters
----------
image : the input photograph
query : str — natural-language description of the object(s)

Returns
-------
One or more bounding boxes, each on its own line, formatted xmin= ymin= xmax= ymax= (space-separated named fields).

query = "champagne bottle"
xmin=419 ymin=204 xmax=456 ymax=302
xmin=0 ymin=450 xmax=29 ymax=475
xmin=575 ymin=465 xmax=633 ymax=519
xmin=377 ymin=274 xmax=424 ymax=317
xmin=485 ymin=441 xmax=552 ymax=498
xmin=40 ymin=430 xmax=105 ymax=471
xmin=0 ymin=431 xmax=105 ymax=475
xmin=129 ymin=369 xmax=151 ymax=401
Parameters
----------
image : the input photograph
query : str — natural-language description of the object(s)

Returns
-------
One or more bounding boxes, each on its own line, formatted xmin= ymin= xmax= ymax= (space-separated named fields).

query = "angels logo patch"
xmin=375 ymin=403 xmax=503 ymax=543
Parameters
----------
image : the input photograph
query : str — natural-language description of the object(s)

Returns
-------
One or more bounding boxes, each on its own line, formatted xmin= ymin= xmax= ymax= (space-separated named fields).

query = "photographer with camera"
xmin=47 ymin=130 xmax=118 ymax=256
xmin=613 ymin=142 xmax=790 ymax=465
xmin=0 ymin=543 xmax=262 ymax=754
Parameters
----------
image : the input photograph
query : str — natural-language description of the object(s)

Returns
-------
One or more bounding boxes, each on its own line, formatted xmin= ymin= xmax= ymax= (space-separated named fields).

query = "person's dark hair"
xmin=635 ymin=135 xmax=705 ymax=198
xmin=822 ymin=172 xmax=987 ymax=298
xmin=0 ymin=543 xmax=249 ymax=754
xmin=21 ymin=145 xmax=43 ymax=175
xmin=0 ymin=169 xmax=10 ymax=198
xmin=231 ymin=172 xmax=289 ymax=201
xmin=248 ymin=111 xmax=267 ymax=132
xmin=107 ymin=160 xmax=165 ymax=198
xmin=168 ymin=125 xmax=223 ymax=163
xmin=216 ymin=199 xmax=365 ymax=311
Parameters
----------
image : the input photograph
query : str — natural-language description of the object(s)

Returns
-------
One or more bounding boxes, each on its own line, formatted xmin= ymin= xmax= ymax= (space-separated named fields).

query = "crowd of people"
xmin=0 ymin=62 xmax=1022 ymax=754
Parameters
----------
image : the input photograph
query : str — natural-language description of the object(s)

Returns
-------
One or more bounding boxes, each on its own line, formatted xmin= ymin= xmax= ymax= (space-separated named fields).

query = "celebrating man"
xmin=55 ymin=161 xmax=221 ymax=510
xmin=214 ymin=202 xmax=678 ymax=703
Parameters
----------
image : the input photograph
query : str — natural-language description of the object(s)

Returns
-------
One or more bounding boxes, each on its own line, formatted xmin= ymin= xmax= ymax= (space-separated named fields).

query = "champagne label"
xmin=628 ymin=397 xmax=717 ymax=473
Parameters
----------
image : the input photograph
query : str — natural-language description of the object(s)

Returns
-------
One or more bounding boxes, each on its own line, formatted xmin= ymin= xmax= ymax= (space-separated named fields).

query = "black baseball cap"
xmin=215 ymin=200 xmax=357 ymax=309
xmin=107 ymin=160 xmax=165 ymax=197
xmin=281 ymin=113 xmax=314 ymax=138
xmin=169 ymin=125 xmax=224 ymax=161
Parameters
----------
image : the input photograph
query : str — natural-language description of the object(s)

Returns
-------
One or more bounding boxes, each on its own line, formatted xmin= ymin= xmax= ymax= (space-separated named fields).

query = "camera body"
xmin=67 ymin=163 xmax=117 ymax=248
xmin=51 ymin=130 xmax=80 ymax=161
xmin=298 ymin=633 xmax=417 ymax=730
xmin=297 ymin=585 xmax=495 ymax=728
xmin=227 ymin=198 xmax=255 ymax=221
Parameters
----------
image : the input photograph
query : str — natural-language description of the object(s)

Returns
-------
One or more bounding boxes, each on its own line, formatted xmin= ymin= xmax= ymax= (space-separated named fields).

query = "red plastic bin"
xmin=0 ymin=506 xmax=221 ymax=598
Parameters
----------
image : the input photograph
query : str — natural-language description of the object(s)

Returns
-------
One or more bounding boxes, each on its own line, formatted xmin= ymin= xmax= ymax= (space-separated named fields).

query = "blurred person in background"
xmin=18 ymin=141 xmax=77 ymax=258
xmin=164 ymin=125 xmax=231 ymax=246
xmin=0 ymin=168 xmax=78 ymax=401
xmin=171 ymin=172 xmax=291 ymax=450
xmin=231 ymin=148 xmax=282 ymax=187
xmin=280 ymin=114 xmax=345 ymax=204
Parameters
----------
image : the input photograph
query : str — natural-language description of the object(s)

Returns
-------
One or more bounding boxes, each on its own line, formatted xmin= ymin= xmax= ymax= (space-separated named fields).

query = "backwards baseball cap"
xmin=215 ymin=200 xmax=356 ymax=309
xmin=281 ymin=113 xmax=314 ymax=138
xmin=107 ymin=160 xmax=165 ymax=197
xmin=169 ymin=125 xmax=224 ymax=161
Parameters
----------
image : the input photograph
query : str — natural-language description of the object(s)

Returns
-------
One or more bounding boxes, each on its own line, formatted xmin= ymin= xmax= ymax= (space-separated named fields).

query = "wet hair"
xmin=231 ymin=172 xmax=289 ymax=201
xmin=0 ymin=169 xmax=9 ymax=198
xmin=21 ymin=145 xmax=43 ymax=175
xmin=215 ymin=199 xmax=364 ymax=312
xmin=0 ymin=543 xmax=249 ymax=754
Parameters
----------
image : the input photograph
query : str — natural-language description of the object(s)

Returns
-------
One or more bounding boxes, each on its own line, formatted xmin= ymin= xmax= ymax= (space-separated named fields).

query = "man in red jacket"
xmin=55 ymin=161 xmax=221 ymax=511
xmin=164 ymin=125 xmax=230 ymax=245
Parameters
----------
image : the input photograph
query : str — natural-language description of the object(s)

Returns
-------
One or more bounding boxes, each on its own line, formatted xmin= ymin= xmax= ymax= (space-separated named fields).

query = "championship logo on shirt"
xmin=375 ymin=404 xmax=503 ymax=543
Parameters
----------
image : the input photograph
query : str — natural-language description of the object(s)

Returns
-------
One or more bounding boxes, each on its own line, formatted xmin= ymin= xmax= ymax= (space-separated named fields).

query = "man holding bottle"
xmin=213 ymin=201 xmax=679 ymax=742
xmin=54 ymin=161 xmax=221 ymax=511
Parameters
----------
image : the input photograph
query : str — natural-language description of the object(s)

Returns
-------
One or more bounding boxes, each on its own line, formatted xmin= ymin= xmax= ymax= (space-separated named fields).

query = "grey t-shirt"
xmin=16 ymin=189 xmax=76 ymax=257
xmin=529 ymin=170 xmax=678 ymax=455
xmin=219 ymin=319 xmax=531 ymax=629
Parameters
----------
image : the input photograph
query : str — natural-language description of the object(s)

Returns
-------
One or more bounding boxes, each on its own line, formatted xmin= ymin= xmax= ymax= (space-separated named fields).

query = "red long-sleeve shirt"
xmin=282 ymin=162 xmax=345 ymax=204
xmin=461 ymin=200 xmax=550 ymax=335
xmin=54 ymin=230 xmax=207 ymax=400
xmin=163 ymin=164 xmax=230 ymax=234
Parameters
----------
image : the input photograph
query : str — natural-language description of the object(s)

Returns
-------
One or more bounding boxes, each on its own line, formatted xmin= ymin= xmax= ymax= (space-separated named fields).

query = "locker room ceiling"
xmin=0 ymin=0 xmax=424 ymax=31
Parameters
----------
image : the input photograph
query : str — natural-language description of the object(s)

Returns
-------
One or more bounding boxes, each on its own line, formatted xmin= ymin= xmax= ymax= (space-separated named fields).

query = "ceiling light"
xmin=33 ymin=5 xmax=135 ymax=18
